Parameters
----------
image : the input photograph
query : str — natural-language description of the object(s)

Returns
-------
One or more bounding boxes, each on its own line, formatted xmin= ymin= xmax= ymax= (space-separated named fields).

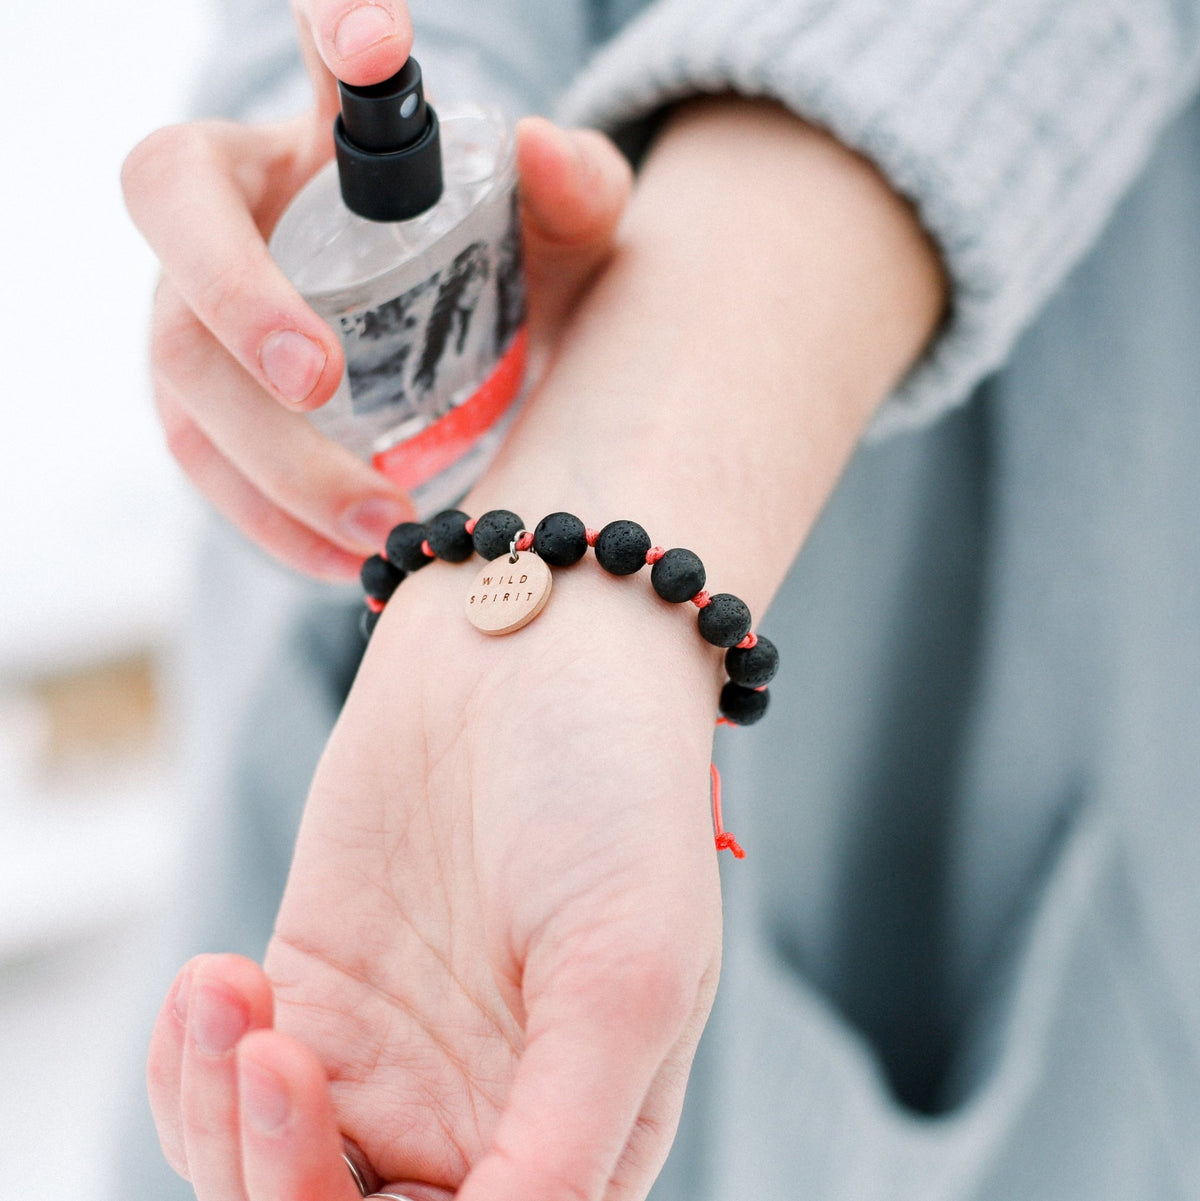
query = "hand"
xmin=149 ymin=559 xmax=725 ymax=1201
xmin=121 ymin=0 xmax=631 ymax=579
xmin=144 ymin=90 xmax=947 ymax=1201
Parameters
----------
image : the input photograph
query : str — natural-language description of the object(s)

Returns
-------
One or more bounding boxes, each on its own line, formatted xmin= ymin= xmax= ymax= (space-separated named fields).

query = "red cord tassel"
xmin=709 ymin=762 xmax=745 ymax=858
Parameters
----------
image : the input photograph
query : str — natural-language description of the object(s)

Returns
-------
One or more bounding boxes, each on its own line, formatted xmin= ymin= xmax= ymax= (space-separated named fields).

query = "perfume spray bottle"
xmin=270 ymin=59 xmax=526 ymax=517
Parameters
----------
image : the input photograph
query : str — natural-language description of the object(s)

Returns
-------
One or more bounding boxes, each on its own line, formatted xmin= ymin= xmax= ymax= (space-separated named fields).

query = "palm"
xmin=264 ymin=561 xmax=726 ymax=1195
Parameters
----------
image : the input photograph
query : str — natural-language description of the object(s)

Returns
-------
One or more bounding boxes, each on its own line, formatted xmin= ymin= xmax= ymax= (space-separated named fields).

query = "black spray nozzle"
xmin=334 ymin=57 xmax=444 ymax=222
xmin=338 ymin=58 xmax=429 ymax=152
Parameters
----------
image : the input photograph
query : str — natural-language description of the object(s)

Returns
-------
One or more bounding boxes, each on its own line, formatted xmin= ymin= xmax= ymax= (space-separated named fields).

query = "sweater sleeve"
xmin=556 ymin=0 xmax=1200 ymax=436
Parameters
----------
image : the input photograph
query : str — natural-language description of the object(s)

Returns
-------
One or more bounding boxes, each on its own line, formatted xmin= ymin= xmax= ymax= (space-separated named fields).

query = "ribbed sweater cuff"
xmin=558 ymin=0 xmax=1200 ymax=437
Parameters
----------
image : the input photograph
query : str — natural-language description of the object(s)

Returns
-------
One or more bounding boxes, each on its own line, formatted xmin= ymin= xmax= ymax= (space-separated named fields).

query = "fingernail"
xmin=334 ymin=4 xmax=394 ymax=59
xmin=342 ymin=496 xmax=412 ymax=549
xmin=529 ymin=118 xmax=580 ymax=176
xmin=238 ymin=1056 xmax=290 ymax=1134
xmin=560 ymin=126 xmax=586 ymax=172
xmin=191 ymin=982 xmax=249 ymax=1057
xmin=173 ymin=969 xmax=192 ymax=1022
xmin=564 ymin=129 xmax=606 ymax=196
xmin=259 ymin=330 xmax=327 ymax=405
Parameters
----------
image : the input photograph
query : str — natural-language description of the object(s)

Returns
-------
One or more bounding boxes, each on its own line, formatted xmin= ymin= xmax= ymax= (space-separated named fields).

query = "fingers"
xmin=147 ymin=964 xmax=196 ymax=1178
xmin=516 ymin=119 xmax=633 ymax=340
xmin=236 ymin=1031 xmax=365 ymax=1201
xmin=240 ymin=1031 xmax=458 ymax=1201
xmin=156 ymin=390 xmax=368 ymax=579
xmin=180 ymin=957 xmax=277 ymax=1201
xmin=153 ymin=280 xmax=412 ymax=568
xmin=148 ymin=956 xmax=367 ymax=1201
xmin=124 ymin=117 xmax=415 ymax=574
xmin=456 ymin=944 xmax=701 ymax=1201
xmin=122 ymin=119 xmax=342 ymax=413
xmin=148 ymin=956 xmax=274 ymax=1188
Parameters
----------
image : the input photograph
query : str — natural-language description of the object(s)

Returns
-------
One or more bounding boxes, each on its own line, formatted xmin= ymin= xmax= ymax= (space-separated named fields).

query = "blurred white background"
xmin=0 ymin=0 xmax=212 ymax=1193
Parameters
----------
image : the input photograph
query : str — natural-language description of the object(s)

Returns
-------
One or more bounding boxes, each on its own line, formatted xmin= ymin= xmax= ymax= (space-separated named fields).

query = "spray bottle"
xmin=270 ymin=59 xmax=526 ymax=516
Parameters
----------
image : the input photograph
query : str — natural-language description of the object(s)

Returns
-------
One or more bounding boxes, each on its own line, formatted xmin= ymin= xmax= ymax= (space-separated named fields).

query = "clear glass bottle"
xmin=270 ymin=60 xmax=526 ymax=517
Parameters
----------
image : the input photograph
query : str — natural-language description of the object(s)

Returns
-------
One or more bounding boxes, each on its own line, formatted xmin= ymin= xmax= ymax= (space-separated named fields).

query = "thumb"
xmin=291 ymin=0 xmax=414 ymax=120
xmin=454 ymin=941 xmax=695 ymax=1201
xmin=516 ymin=117 xmax=634 ymax=342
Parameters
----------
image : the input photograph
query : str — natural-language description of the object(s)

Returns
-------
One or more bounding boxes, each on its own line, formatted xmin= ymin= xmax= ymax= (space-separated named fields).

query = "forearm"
xmin=473 ymin=96 xmax=946 ymax=615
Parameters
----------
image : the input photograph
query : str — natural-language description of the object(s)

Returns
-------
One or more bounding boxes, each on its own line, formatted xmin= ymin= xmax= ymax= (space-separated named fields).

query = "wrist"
xmin=367 ymin=539 xmax=727 ymax=733
xmin=464 ymin=96 xmax=945 ymax=615
xmin=359 ymin=504 xmax=774 ymax=860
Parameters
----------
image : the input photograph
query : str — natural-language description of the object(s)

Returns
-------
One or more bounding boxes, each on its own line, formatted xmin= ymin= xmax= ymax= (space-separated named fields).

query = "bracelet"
xmin=359 ymin=509 xmax=782 ymax=856
xmin=360 ymin=507 xmax=780 ymax=725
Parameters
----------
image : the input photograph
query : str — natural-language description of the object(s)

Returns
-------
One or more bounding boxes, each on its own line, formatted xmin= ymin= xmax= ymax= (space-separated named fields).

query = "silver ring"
xmin=509 ymin=530 xmax=530 ymax=563
xmin=343 ymin=1152 xmax=368 ymax=1196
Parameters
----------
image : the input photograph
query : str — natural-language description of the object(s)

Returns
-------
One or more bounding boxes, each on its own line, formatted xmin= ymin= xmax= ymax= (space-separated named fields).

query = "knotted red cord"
xmin=710 ymin=761 xmax=745 ymax=858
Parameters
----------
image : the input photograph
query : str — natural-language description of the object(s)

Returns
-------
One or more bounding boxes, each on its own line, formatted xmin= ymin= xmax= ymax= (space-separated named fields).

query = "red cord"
xmin=516 ymin=531 xmax=534 ymax=551
xmin=585 ymin=528 xmax=600 ymax=547
xmin=709 ymin=762 xmax=745 ymax=858
xmin=737 ymin=631 xmax=758 ymax=650
xmin=464 ymin=517 xmax=477 ymax=535
xmin=646 ymin=546 xmax=666 ymax=564
xmin=365 ymin=596 xmax=386 ymax=614
xmin=692 ymin=591 xmax=712 ymax=608
xmin=420 ymin=539 xmax=434 ymax=558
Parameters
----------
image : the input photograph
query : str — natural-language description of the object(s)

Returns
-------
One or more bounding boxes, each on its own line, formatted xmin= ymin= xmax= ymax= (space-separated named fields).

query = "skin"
xmin=124 ymin=2 xmax=947 ymax=1199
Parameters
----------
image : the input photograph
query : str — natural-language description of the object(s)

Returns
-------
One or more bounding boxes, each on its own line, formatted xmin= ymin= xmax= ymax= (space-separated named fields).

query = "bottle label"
xmin=372 ymin=324 xmax=527 ymax=489
xmin=336 ymin=193 xmax=526 ymax=489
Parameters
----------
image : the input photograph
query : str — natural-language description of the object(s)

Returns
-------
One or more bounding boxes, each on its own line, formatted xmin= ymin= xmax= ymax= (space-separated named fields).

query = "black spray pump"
xmin=333 ymin=58 xmax=444 ymax=222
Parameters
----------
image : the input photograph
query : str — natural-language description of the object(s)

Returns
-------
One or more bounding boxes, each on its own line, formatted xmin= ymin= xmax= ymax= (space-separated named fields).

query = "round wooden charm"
xmin=465 ymin=553 xmax=553 ymax=635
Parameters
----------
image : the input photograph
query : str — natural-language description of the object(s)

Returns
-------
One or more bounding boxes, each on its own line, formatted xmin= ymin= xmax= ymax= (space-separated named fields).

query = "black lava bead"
xmin=718 ymin=682 xmax=770 ymax=725
xmin=385 ymin=521 xmax=432 ymax=572
xmin=360 ymin=553 xmax=405 ymax=602
xmin=650 ymin=548 xmax=706 ymax=603
xmin=533 ymin=511 xmax=588 ymax=566
xmin=697 ymin=592 xmax=752 ymax=647
xmin=472 ymin=509 xmax=525 ymax=560
xmin=426 ymin=509 xmax=475 ymax=562
xmin=594 ymin=520 xmax=651 ymax=575
xmin=724 ymin=635 xmax=779 ymax=688
xmin=359 ymin=606 xmax=381 ymax=641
